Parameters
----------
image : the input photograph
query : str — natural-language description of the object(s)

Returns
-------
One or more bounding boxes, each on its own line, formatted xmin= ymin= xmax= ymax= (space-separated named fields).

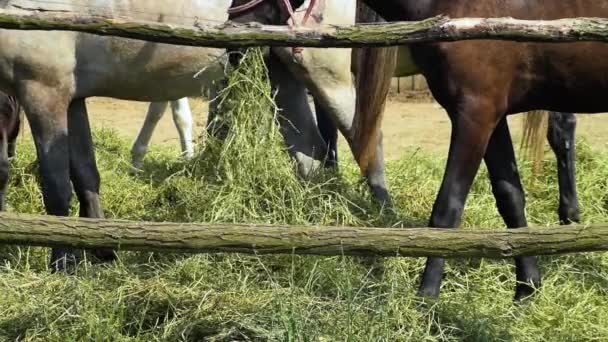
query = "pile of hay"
xmin=147 ymin=48 xmax=386 ymax=226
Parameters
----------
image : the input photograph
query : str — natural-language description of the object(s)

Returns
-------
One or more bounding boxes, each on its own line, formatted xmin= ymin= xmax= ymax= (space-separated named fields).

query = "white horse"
xmin=0 ymin=0 xmax=387 ymax=269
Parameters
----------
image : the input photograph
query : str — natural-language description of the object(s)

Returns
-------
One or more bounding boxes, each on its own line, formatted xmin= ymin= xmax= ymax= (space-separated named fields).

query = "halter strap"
xmin=228 ymin=0 xmax=317 ymax=27
xmin=227 ymin=0 xmax=266 ymax=14
xmin=228 ymin=0 xmax=318 ymax=54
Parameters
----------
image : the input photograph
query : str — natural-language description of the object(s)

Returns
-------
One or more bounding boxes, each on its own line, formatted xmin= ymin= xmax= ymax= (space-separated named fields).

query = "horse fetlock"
xmin=182 ymin=148 xmax=195 ymax=159
xmin=558 ymin=201 xmax=580 ymax=224
xmin=514 ymin=256 xmax=541 ymax=301
xmin=89 ymin=248 xmax=117 ymax=263
xmin=293 ymin=151 xmax=323 ymax=178
xmin=367 ymin=180 xmax=392 ymax=207
xmin=130 ymin=145 xmax=148 ymax=169
xmin=417 ymin=257 xmax=446 ymax=298
xmin=50 ymin=247 xmax=82 ymax=273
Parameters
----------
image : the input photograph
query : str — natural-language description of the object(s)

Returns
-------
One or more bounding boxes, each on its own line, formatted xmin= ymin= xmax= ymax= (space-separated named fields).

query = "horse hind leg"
xmin=68 ymin=99 xmax=115 ymax=262
xmin=19 ymin=82 xmax=77 ymax=271
xmin=547 ymin=112 xmax=579 ymax=224
xmin=170 ymin=98 xmax=194 ymax=159
xmin=131 ymin=102 xmax=169 ymax=170
xmin=485 ymin=118 xmax=541 ymax=301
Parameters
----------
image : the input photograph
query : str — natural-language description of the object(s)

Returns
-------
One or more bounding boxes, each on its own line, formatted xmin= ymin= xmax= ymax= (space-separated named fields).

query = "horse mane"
xmin=352 ymin=1 xmax=398 ymax=174
xmin=521 ymin=110 xmax=548 ymax=176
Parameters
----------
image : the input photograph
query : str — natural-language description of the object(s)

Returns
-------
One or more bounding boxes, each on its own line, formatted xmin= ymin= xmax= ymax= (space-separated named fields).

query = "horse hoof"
xmin=370 ymin=185 xmax=393 ymax=208
xmin=417 ymin=285 xmax=441 ymax=300
xmin=90 ymin=248 xmax=117 ymax=263
xmin=49 ymin=248 xmax=80 ymax=274
xmin=129 ymin=164 xmax=143 ymax=175
xmin=514 ymin=280 xmax=541 ymax=302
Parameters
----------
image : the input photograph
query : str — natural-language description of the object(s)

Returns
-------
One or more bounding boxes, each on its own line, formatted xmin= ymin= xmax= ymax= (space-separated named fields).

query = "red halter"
xmin=228 ymin=0 xmax=318 ymax=53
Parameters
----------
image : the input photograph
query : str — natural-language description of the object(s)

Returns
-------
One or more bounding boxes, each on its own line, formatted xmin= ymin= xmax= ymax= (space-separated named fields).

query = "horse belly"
xmin=73 ymin=35 xmax=226 ymax=101
xmin=515 ymin=42 xmax=608 ymax=114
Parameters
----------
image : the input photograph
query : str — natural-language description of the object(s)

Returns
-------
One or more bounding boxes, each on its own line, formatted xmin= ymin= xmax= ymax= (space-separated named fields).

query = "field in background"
xmin=74 ymin=92 xmax=608 ymax=162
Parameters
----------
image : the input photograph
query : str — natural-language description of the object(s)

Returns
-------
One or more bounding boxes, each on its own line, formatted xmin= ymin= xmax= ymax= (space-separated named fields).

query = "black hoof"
xmin=90 ymin=248 xmax=117 ymax=263
xmin=49 ymin=248 xmax=80 ymax=274
xmin=370 ymin=185 xmax=392 ymax=207
xmin=514 ymin=279 xmax=541 ymax=302
xmin=358 ymin=256 xmax=385 ymax=279
xmin=417 ymin=285 xmax=440 ymax=300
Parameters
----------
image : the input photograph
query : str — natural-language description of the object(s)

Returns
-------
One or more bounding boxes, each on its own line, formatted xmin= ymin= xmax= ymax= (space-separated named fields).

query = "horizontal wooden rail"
xmin=0 ymin=212 xmax=607 ymax=258
xmin=0 ymin=9 xmax=608 ymax=47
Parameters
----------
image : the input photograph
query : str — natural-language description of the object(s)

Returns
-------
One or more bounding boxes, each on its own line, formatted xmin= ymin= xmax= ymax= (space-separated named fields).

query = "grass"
xmin=1 ymin=50 xmax=608 ymax=341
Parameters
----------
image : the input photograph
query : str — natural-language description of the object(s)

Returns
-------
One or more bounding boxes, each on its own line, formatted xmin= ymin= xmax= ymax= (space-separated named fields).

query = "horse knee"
xmin=547 ymin=112 xmax=576 ymax=152
xmin=430 ymin=197 xmax=465 ymax=228
xmin=492 ymin=180 xmax=526 ymax=221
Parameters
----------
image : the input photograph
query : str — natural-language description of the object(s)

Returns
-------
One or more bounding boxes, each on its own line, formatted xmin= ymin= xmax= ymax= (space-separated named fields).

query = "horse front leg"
xmin=418 ymin=100 xmax=500 ymax=298
xmin=19 ymin=83 xmax=76 ymax=272
xmin=68 ymin=99 xmax=115 ymax=262
xmin=547 ymin=112 xmax=579 ymax=224
xmin=485 ymin=117 xmax=541 ymax=301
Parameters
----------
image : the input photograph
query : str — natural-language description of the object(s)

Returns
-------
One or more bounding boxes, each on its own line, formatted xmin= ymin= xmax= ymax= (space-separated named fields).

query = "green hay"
xmin=0 ymin=51 xmax=607 ymax=340
xmin=143 ymin=48 xmax=383 ymax=226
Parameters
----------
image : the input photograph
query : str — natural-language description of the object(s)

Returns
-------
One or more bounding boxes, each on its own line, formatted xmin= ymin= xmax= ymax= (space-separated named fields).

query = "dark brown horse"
xmin=0 ymin=92 xmax=21 ymax=211
xmin=354 ymin=0 xmax=608 ymax=300
xmin=229 ymin=0 xmax=589 ymax=301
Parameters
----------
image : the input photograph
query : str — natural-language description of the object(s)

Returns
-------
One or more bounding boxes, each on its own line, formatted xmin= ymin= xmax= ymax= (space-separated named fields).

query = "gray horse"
xmin=0 ymin=0 xmax=388 ymax=269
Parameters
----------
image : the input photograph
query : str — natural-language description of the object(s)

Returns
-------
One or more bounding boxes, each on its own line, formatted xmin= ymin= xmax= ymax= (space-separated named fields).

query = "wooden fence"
xmin=1 ymin=212 xmax=607 ymax=258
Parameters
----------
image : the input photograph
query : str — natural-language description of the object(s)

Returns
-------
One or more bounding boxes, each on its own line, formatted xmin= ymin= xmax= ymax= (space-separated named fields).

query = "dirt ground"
xmin=20 ymin=95 xmax=608 ymax=161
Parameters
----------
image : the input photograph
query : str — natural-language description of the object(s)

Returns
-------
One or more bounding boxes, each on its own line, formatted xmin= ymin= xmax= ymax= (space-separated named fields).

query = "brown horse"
xmin=353 ymin=0 xmax=608 ymax=300
xmin=229 ymin=0 xmax=590 ymax=300
xmin=0 ymin=92 xmax=21 ymax=211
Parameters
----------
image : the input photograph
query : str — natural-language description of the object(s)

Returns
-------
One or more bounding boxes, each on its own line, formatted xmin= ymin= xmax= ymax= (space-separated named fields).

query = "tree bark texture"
xmin=0 ymin=9 xmax=607 ymax=47
xmin=0 ymin=212 xmax=607 ymax=258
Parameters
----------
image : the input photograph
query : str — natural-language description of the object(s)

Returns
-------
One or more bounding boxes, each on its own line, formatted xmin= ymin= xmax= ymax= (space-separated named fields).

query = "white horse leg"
xmin=131 ymin=101 xmax=168 ymax=169
xmin=170 ymin=98 xmax=194 ymax=158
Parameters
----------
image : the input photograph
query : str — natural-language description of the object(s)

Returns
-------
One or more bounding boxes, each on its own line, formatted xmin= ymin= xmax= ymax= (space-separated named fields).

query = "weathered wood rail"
xmin=0 ymin=9 xmax=608 ymax=47
xmin=0 ymin=212 xmax=607 ymax=258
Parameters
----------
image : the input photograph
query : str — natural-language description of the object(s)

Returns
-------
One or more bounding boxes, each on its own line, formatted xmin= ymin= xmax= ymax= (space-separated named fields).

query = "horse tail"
xmin=352 ymin=2 xmax=398 ymax=174
xmin=521 ymin=110 xmax=549 ymax=175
